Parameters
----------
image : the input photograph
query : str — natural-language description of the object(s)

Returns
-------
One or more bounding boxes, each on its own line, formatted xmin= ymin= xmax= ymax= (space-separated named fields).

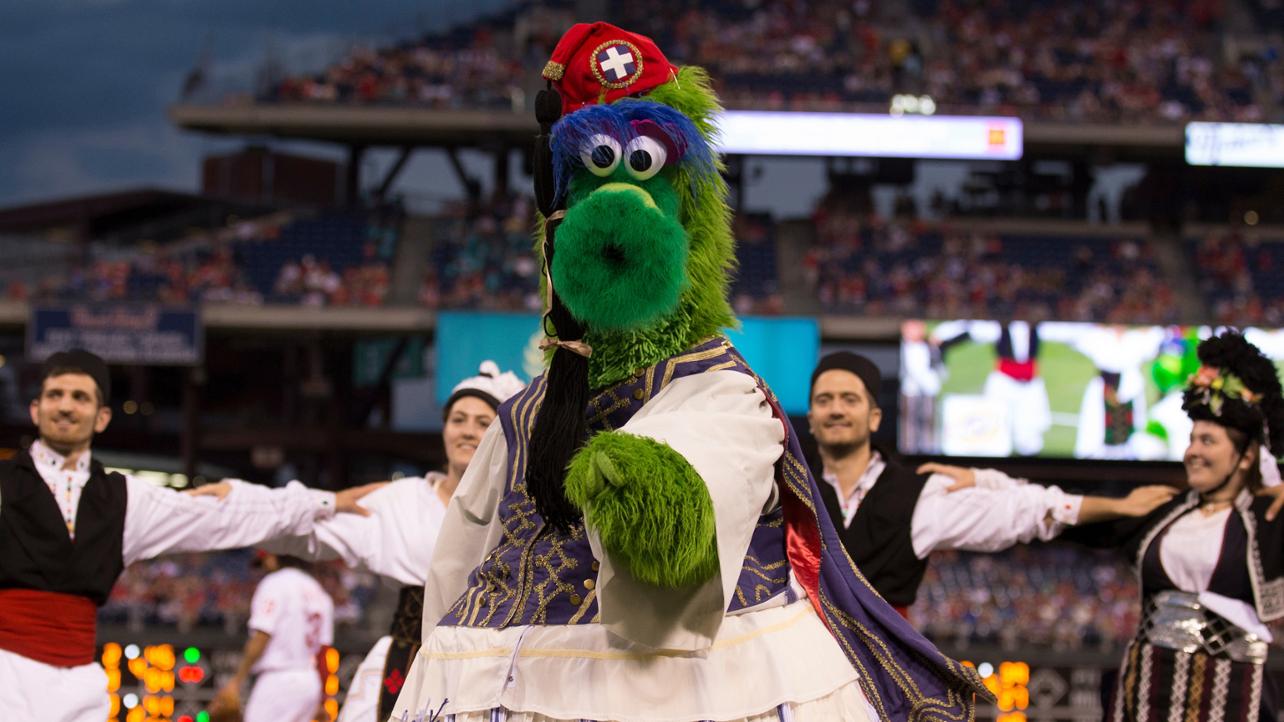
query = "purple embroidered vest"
xmin=439 ymin=337 xmax=790 ymax=629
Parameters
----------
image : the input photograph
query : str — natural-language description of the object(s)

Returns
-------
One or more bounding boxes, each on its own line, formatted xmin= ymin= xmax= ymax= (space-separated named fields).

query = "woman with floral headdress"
xmin=1050 ymin=330 xmax=1284 ymax=721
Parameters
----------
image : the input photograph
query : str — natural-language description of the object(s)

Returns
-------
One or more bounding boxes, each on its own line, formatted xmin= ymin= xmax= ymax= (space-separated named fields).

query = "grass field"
xmin=936 ymin=339 xmax=1099 ymax=457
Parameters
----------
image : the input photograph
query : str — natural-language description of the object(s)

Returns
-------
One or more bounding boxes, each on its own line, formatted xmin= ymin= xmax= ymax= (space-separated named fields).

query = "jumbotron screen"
xmin=897 ymin=321 xmax=1284 ymax=460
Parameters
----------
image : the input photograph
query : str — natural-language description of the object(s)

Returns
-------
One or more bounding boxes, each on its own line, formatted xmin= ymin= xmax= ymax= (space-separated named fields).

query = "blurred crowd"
xmin=100 ymin=550 xmax=379 ymax=633
xmin=618 ymin=0 xmax=1261 ymax=123
xmin=260 ymin=3 xmax=570 ymax=110
xmin=1190 ymin=228 xmax=1284 ymax=327
xmin=418 ymin=194 xmax=544 ymax=311
xmin=911 ymin=544 xmax=1141 ymax=649
xmin=257 ymin=0 xmax=1279 ymax=125
xmin=802 ymin=194 xmax=1180 ymax=323
xmin=731 ymin=213 xmax=785 ymax=316
xmin=12 ymin=197 xmax=1274 ymax=327
xmin=270 ymin=254 xmax=392 ymax=307
xmin=266 ymin=36 xmax=525 ymax=111
xmin=2 ymin=211 xmax=397 ymax=309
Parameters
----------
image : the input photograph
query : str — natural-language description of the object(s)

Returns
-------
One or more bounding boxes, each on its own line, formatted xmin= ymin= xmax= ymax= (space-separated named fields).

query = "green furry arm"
xmin=565 ymin=431 xmax=718 ymax=588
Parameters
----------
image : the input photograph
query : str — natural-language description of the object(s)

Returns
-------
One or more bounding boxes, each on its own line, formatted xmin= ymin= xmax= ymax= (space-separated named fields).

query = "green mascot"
xmin=390 ymin=22 xmax=990 ymax=722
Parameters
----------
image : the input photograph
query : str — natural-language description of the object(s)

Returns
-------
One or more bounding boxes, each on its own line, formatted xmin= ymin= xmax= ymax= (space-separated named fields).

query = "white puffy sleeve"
xmin=122 ymin=478 xmax=335 ymax=566
xmin=909 ymin=473 xmax=1083 ymax=559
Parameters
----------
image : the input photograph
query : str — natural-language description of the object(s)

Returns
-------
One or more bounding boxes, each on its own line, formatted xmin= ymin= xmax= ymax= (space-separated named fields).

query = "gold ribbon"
xmin=539 ymin=338 xmax=593 ymax=358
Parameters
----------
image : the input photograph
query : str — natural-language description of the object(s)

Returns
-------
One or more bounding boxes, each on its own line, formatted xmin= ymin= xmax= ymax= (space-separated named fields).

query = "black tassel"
xmin=526 ymin=84 xmax=590 ymax=531
xmin=533 ymin=87 xmax=562 ymax=218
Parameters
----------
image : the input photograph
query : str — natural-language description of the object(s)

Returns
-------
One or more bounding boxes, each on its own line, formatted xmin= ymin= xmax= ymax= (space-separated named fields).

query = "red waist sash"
xmin=0 ymin=589 xmax=97 ymax=667
xmin=996 ymin=358 xmax=1037 ymax=382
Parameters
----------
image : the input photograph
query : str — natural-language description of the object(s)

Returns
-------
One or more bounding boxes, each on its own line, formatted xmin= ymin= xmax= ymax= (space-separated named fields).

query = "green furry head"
xmin=542 ymin=66 xmax=737 ymax=389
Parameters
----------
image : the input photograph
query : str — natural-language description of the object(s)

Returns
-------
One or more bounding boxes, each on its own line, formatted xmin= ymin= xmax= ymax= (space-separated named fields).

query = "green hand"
xmin=565 ymin=431 xmax=718 ymax=588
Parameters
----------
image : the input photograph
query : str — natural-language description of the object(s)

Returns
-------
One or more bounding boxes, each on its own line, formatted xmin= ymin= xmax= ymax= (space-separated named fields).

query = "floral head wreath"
xmin=1189 ymin=365 xmax=1263 ymax=416
xmin=1189 ymin=364 xmax=1275 ymax=472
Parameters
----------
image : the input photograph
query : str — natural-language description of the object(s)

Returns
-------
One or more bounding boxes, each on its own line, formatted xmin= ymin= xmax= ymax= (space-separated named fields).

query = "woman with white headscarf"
xmin=264 ymin=361 xmax=525 ymax=722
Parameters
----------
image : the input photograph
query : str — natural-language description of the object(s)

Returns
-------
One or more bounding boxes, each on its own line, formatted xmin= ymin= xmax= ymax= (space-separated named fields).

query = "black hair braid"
xmin=525 ymin=85 xmax=589 ymax=532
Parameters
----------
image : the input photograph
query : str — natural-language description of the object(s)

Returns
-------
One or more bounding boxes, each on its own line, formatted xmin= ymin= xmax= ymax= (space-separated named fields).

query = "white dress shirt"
xmin=823 ymin=451 xmax=1083 ymax=559
xmin=26 ymin=440 xmax=339 ymax=564
xmin=28 ymin=440 xmax=91 ymax=537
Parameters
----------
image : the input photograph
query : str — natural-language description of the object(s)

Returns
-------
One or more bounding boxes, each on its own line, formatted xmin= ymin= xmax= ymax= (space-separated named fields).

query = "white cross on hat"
xmin=598 ymin=45 xmax=636 ymax=81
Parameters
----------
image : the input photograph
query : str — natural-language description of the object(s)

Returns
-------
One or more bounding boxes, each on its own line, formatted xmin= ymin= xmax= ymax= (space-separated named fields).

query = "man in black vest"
xmin=809 ymin=351 xmax=1175 ymax=617
xmin=0 ymin=349 xmax=380 ymax=721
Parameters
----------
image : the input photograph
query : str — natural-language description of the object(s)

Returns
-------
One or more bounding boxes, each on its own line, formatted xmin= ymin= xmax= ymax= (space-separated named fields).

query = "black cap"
xmin=42 ymin=349 xmax=111 ymax=405
xmin=810 ymin=351 xmax=881 ymax=405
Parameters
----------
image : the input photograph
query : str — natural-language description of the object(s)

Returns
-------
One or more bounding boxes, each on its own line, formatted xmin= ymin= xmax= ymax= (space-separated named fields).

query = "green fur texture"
xmin=539 ymin=66 xmax=738 ymax=389
xmin=553 ymin=175 xmax=688 ymax=332
xmin=565 ymin=430 xmax=718 ymax=588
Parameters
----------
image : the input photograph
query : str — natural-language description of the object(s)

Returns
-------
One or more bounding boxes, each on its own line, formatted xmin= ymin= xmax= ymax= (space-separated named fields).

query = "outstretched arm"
xmin=122 ymin=478 xmax=381 ymax=565
xmin=187 ymin=480 xmax=398 ymax=575
xmin=910 ymin=473 xmax=1083 ymax=557
xmin=911 ymin=465 xmax=1177 ymax=557
xmin=288 ymin=478 xmax=448 ymax=588
xmin=1077 ymin=486 xmax=1179 ymax=524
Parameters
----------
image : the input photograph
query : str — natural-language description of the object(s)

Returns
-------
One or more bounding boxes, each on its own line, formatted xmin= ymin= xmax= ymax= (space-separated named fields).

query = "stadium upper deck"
xmin=252 ymin=0 xmax=1274 ymax=125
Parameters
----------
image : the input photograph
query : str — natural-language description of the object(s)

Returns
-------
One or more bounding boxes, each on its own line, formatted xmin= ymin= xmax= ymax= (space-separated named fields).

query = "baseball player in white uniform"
xmin=211 ymin=552 xmax=334 ymax=722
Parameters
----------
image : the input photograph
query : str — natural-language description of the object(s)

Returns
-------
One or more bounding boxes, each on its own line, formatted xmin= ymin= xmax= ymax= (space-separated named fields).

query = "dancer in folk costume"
xmin=809 ymin=351 xmax=1175 ymax=616
xmin=0 ymin=349 xmax=378 ymax=721
xmin=266 ymin=362 xmax=524 ymax=722
xmin=1092 ymin=331 xmax=1284 ymax=721
xmin=1002 ymin=331 xmax=1284 ymax=721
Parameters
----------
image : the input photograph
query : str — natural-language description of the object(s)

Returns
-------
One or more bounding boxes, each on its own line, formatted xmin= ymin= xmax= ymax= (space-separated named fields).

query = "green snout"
xmin=551 ymin=179 xmax=688 ymax=332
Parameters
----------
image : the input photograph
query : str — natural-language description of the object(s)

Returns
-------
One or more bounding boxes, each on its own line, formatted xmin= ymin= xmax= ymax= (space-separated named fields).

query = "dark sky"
xmin=0 ymin=0 xmax=508 ymax=208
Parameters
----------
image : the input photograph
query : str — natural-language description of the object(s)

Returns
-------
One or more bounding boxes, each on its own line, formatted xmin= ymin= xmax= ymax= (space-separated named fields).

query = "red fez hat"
xmin=542 ymin=22 xmax=679 ymax=115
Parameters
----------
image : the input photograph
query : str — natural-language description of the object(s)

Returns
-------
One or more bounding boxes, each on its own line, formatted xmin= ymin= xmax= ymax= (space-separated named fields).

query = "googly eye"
xmin=580 ymin=134 xmax=621 ymax=177
xmin=624 ymin=135 xmax=668 ymax=181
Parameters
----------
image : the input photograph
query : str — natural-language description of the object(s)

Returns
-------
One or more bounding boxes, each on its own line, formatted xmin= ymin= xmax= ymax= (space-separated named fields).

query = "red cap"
xmin=542 ymin=22 xmax=679 ymax=115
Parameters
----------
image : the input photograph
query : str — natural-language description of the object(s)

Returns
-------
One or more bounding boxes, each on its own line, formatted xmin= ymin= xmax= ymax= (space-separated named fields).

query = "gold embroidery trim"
xmin=542 ymin=60 xmax=565 ymax=81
